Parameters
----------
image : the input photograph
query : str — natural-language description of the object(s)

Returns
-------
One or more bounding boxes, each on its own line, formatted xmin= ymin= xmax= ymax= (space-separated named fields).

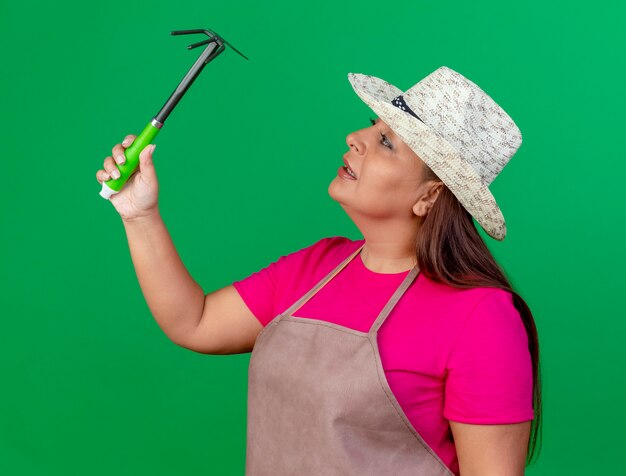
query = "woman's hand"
xmin=96 ymin=134 xmax=159 ymax=221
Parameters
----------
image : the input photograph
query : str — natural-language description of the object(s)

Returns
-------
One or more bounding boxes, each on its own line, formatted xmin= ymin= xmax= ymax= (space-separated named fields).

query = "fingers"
xmin=104 ymin=156 xmax=120 ymax=178
xmin=111 ymin=135 xmax=137 ymax=165
xmin=122 ymin=134 xmax=136 ymax=147
xmin=96 ymin=156 xmax=120 ymax=184
xmin=96 ymin=168 xmax=110 ymax=183
xmin=96 ymin=134 xmax=137 ymax=184
xmin=111 ymin=144 xmax=126 ymax=166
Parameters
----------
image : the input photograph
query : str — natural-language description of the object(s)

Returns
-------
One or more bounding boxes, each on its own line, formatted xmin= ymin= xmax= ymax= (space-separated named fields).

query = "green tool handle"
xmin=100 ymin=120 xmax=162 ymax=200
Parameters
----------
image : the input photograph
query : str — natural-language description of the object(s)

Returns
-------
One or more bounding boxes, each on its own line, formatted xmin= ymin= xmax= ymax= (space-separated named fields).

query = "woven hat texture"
xmin=347 ymin=66 xmax=522 ymax=241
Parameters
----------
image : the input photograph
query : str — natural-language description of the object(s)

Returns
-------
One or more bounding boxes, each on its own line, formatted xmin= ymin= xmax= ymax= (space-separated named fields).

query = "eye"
xmin=369 ymin=117 xmax=393 ymax=150
xmin=379 ymin=133 xmax=393 ymax=149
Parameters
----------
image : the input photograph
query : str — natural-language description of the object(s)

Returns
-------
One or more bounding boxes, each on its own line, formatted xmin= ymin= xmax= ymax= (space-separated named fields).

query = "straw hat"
xmin=347 ymin=66 xmax=522 ymax=241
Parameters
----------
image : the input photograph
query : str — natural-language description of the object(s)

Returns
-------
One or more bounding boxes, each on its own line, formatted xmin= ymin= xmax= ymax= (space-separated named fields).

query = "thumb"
xmin=139 ymin=144 xmax=157 ymax=180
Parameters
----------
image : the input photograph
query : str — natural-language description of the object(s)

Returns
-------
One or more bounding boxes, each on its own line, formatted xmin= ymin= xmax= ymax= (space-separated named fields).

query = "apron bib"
xmin=246 ymin=244 xmax=454 ymax=475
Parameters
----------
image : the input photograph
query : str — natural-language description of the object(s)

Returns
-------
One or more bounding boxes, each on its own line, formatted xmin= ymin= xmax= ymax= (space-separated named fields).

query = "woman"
xmin=96 ymin=66 xmax=541 ymax=475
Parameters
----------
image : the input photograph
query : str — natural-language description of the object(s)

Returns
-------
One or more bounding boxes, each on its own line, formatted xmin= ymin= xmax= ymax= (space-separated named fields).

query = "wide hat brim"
xmin=347 ymin=73 xmax=507 ymax=241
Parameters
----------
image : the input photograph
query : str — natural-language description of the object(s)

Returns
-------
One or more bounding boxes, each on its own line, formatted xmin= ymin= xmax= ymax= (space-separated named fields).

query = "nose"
xmin=346 ymin=129 xmax=366 ymax=156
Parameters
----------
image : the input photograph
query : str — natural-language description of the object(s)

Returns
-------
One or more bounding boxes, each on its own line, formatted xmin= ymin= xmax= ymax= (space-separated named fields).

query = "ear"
xmin=412 ymin=182 xmax=443 ymax=217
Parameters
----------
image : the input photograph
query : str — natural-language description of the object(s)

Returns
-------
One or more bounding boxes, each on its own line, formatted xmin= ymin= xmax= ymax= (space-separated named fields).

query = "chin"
xmin=328 ymin=180 xmax=354 ymax=217
xmin=328 ymin=178 xmax=340 ymax=203
xmin=328 ymin=177 xmax=352 ymax=205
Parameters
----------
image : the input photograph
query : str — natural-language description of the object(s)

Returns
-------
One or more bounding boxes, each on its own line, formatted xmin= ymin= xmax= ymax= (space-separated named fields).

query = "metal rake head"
xmin=171 ymin=28 xmax=248 ymax=60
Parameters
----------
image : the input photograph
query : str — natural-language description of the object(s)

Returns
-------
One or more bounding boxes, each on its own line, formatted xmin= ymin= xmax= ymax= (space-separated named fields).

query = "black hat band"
xmin=391 ymin=95 xmax=424 ymax=123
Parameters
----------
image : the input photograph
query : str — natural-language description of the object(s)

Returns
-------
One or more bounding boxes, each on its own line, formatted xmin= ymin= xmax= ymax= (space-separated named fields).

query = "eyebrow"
xmin=373 ymin=117 xmax=396 ymax=138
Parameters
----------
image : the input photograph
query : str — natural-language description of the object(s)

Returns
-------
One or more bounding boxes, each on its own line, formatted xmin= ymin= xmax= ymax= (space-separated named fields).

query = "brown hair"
xmin=417 ymin=166 xmax=542 ymax=466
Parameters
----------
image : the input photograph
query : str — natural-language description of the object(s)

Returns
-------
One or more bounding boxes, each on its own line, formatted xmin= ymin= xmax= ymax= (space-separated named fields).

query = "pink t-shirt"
xmin=233 ymin=236 xmax=534 ymax=475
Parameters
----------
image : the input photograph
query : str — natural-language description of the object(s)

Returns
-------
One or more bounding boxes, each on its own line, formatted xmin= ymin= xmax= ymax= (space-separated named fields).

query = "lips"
xmin=342 ymin=156 xmax=357 ymax=179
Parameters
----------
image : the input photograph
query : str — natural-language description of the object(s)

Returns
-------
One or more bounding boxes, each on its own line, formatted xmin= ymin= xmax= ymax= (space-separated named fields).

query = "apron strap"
xmin=282 ymin=243 xmax=365 ymax=317
xmin=368 ymin=265 xmax=421 ymax=336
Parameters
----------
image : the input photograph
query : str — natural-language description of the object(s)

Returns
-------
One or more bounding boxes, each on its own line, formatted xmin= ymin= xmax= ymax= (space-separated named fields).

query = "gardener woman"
xmin=96 ymin=66 xmax=541 ymax=476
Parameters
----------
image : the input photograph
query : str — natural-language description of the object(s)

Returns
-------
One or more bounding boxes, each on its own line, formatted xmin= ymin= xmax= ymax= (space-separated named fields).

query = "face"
xmin=328 ymin=117 xmax=438 ymax=220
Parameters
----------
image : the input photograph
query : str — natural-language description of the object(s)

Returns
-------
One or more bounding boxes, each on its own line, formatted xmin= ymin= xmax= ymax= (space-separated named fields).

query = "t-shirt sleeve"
xmin=232 ymin=237 xmax=344 ymax=327
xmin=443 ymin=289 xmax=535 ymax=424
xmin=232 ymin=254 xmax=281 ymax=328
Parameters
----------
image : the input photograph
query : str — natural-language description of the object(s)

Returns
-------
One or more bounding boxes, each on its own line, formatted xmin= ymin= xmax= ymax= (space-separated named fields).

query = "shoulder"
xmin=231 ymin=236 xmax=362 ymax=326
xmin=275 ymin=235 xmax=363 ymax=275
xmin=447 ymin=287 xmax=528 ymax=361
xmin=416 ymin=276 xmax=517 ymax=322
xmin=466 ymin=288 xmax=521 ymax=330
xmin=452 ymin=287 xmax=523 ymax=340
xmin=412 ymin=278 xmax=525 ymax=351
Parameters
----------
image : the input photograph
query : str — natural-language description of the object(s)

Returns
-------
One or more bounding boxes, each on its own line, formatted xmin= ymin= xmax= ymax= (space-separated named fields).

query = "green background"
xmin=1 ymin=0 xmax=624 ymax=474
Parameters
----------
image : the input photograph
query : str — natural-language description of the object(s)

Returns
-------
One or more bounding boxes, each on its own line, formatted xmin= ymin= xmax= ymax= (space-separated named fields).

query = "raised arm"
xmin=97 ymin=135 xmax=262 ymax=354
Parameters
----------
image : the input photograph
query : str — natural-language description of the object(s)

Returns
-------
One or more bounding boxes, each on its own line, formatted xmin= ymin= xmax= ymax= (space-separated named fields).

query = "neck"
xmin=357 ymin=217 xmax=421 ymax=274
